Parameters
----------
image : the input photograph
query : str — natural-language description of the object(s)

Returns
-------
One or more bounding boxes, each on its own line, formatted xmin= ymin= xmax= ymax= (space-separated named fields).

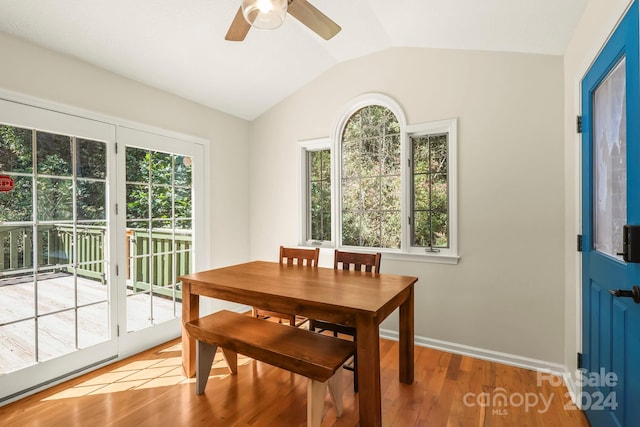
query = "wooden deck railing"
xmin=0 ymin=226 xmax=191 ymax=299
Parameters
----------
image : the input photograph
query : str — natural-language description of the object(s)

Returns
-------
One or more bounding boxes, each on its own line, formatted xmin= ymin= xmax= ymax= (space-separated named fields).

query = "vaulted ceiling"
xmin=0 ymin=0 xmax=588 ymax=120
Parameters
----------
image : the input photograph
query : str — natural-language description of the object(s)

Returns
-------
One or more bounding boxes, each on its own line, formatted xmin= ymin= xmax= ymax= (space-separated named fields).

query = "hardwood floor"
xmin=0 ymin=338 xmax=589 ymax=426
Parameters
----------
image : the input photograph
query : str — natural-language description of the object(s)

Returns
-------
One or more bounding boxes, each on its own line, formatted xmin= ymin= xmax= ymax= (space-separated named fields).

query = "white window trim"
xmin=297 ymin=94 xmax=459 ymax=264
xmin=331 ymin=93 xmax=459 ymax=264
xmin=405 ymin=118 xmax=458 ymax=262
xmin=298 ymin=137 xmax=334 ymax=248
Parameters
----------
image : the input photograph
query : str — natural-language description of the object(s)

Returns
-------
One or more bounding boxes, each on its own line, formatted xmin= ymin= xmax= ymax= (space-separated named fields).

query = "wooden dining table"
xmin=179 ymin=260 xmax=418 ymax=427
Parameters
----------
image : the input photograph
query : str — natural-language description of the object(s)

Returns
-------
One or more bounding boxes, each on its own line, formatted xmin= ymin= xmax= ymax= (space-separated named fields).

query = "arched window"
xmin=341 ymin=104 xmax=401 ymax=248
xmin=299 ymin=93 xmax=458 ymax=263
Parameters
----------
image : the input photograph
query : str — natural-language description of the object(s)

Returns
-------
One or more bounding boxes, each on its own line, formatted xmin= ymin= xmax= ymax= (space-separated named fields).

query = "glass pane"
xmin=77 ymin=180 xmax=106 ymax=220
xmin=0 ymin=226 xmax=34 ymax=272
xmin=36 ymin=132 xmax=72 ymax=176
xmin=151 ymin=185 xmax=172 ymax=219
xmin=77 ymin=302 xmax=109 ymax=349
xmin=151 ymin=152 xmax=172 ymax=185
xmin=0 ymin=176 xmax=33 ymax=222
xmin=0 ymin=125 xmax=33 ymax=173
xmin=37 ymin=272 xmax=75 ymax=315
xmin=38 ymin=311 xmax=76 ymax=362
xmin=381 ymin=211 xmax=401 ymax=249
xmin=0 ymin=320 xmax=36 ymax=374
xmin=432 ymin=173 xmax=448 ymax=211
xmin=382 ymin=135 xmax=401 ymax=175
xmin=38 ymin=225 xmax=73 ymax=267
xmin=76 ymin=265 xmax=107 ymax=305
xmin=361 ymin=177 xmax=381 ymax=211
xmin=37 ymin=177 xmax=73 ymax=221
xmin=175 ymin=187 xmax=191 ymax=219
xmin=76 ymin=224 xmax=106 ymax=264
xmin=430 ymin=134 xmax=448 ymax=173
xmin=362 ymin=211 xmax=382 ymax=247
xmin=341 ymin=210 xmax=360 ymax=246
xmin=594 ymin=57 xmax=626 ymax=257
xmin=432 ymin=211 xmax=449 ymax=248
xmin=414 ymin=174 xmax=429 ymax=210
xmin=77 ymin=139 xmax=106 ymax=179
xmin=0 ymin=275 xmax=34 ymax=324
xmin=126 ymin=147 xmax=149 ymax=183
xmin=174 ymin=156 xmax=192 ymax=186
xmin=126 ymin=184 xmax=149 ymax=220
xmin=414 ymin=211 xmax=431 ymax=246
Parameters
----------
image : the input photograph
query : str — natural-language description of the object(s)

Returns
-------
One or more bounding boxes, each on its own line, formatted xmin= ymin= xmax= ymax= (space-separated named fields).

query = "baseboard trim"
xmin=379 ymin=328 xmax=566 ymax=376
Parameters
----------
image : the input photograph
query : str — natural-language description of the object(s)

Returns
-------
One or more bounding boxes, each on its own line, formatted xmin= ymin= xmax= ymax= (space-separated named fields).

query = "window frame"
xmin=298 ymin=137 xmax=334 ymax=248
xmin=405 ymin=118 xmax=458 ymax=261
xmin=298 ymin=94 xmax=459 ymax=264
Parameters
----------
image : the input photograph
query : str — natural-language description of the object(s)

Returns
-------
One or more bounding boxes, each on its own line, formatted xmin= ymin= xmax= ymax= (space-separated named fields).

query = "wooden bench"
xmin=184 ymin=310 xmax=356 ymax=427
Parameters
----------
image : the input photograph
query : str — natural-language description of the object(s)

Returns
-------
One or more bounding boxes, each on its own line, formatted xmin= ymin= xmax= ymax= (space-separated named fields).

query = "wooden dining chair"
xmin=309 ymin=249 xmax=381 ymax=393
xmin=252 ymin=246 xmax=320 ymax=326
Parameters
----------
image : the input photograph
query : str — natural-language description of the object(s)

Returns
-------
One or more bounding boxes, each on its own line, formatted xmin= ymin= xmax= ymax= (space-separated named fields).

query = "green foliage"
xmin=341 ymin=105 xmax=401 ymax=249
xmin=309 ymin=150 xmax=331 ymax=241
xmin=412 ymin=134 xmax=449 ymax=248
xmin=125 ymin=146 xmax=192 ymax=230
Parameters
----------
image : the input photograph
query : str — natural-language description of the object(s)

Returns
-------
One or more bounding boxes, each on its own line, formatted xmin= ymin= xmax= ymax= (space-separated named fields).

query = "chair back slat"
xmin=334 ymin=250 xmax=381 ymax=273
xmin=279 ymin=246 xmax=320 ymax=267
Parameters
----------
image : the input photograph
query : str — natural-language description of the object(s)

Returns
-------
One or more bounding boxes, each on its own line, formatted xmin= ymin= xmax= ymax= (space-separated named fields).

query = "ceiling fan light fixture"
xmin=242 ymin=0 xmax=288 ymax=30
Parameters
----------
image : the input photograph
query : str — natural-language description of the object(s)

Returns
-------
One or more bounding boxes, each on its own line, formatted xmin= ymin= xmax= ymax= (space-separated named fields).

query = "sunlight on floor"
xmin=42 ymin=343 xmax=253 ymax=401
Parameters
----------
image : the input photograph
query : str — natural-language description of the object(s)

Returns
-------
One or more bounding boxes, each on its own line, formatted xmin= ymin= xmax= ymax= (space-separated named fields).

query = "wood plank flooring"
xmin=0 ymin=337 xmax=589 ymax=426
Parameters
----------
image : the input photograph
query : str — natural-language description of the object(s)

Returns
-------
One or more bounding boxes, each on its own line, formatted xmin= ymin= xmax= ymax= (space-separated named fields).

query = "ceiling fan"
xmin=225 ymin=0 xmax=341 ymax=41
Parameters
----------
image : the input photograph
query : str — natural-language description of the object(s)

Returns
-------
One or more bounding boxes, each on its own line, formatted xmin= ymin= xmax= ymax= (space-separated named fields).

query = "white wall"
xmin=250 ymin=47 xmax=566 ymax=365
xmin=0 ymin=31 xmax=252 ymax=269
xmin=563 ymin=0 xmax=634 ymax=384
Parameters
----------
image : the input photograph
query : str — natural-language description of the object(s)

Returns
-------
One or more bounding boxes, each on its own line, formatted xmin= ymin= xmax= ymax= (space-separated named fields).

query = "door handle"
xmin=609 ymin=285 xmax=640 ymax=304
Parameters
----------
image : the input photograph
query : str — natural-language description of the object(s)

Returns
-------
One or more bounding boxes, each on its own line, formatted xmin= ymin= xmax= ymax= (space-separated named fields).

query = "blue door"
xmin=581 ymin=2 xmax=640 ymax=426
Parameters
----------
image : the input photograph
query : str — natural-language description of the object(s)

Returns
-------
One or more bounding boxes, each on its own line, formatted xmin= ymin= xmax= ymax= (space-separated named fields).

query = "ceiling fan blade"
xmin=287 ymin=0 xmax=341 ymax=40
xmin=225 ymin=6 xmax=251 ymax=41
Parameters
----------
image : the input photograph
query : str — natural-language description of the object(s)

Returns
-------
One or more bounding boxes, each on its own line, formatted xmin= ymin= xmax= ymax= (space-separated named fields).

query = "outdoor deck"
xmin=0 ymin=274 xmax=179 ymax=375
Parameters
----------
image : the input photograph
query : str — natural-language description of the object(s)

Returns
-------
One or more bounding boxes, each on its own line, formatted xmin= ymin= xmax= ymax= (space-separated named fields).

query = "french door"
xmin=116 ymin=127 xmax=204 ymax=353
xmin=581 ymin=2 xmax=640 ymax=426
xmin=0 ymin=100 xmax=206 ymax=402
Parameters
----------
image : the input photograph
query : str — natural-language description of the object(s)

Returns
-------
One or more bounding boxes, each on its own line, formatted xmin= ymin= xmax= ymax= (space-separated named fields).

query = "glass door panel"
xmin=0 ymin=123 xmax=112 ymax=376
xmin=125 ymin=146 xmax=191 ymax=332
xmin=593 ymin=57 xmax=627 ymax=258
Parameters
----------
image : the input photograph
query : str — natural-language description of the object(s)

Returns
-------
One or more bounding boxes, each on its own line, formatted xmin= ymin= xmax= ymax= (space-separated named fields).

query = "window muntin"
xmin=340 ymin=105 xmax=401 ymax=249
xmin=411 ymin=133 xmax=449 ymax=250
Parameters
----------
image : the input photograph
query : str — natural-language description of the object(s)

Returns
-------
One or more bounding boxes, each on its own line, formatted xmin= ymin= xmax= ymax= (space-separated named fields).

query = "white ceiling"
xmin=0 ymin=0 xmax=588 ymax=120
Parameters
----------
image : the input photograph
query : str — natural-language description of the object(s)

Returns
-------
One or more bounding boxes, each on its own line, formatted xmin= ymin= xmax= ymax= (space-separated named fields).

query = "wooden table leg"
xmin=356 ymin=314 xmax=382 ymax=427
xmin=399 ymin=285 xmax=415 ymax=384
xmin=181 ymin=280 xmax=199 ymax=378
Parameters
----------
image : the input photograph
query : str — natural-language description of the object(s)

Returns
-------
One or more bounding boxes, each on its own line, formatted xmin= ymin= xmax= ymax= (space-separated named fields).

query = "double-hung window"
xmin=300 ymin=94 xmax=458 ymax=263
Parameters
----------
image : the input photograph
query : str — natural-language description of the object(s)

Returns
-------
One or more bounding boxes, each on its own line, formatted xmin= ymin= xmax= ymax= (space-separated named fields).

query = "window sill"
xmin=302 ymin=245 xmax=460 ymax=265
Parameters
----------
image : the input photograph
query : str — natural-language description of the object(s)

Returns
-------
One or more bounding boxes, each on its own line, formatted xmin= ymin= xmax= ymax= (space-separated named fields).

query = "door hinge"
xmin=577 ymin=352 xmax=583 ymax=369
xmin=408 ymin=216 xmax=412 ymax=226
xmin=116 ymin=264 xmax=119 ymax=276
xmin=576 ymin=116 xmax=583 ymax=134
xmin=577 ymin=234 xmax=583 ymax=252
xmin=115 ymin=203 xmax=119 ymax=215
xmin=117 ymin=324 xmax=120 ymax=337
xmin=115 ymin=143 xmax=118 ymax=154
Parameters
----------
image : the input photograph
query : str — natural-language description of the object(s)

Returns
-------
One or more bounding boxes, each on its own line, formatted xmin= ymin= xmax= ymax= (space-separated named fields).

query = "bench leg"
xmin=196 ymin=341 xmax=217 ymax=395
xmin=221 ymin=348 xmax=238 ymax=374
xmin=327 ymin=367 xmax=344 ymax=417
xmin=307 ymin=379 xmax=328 ymax=427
